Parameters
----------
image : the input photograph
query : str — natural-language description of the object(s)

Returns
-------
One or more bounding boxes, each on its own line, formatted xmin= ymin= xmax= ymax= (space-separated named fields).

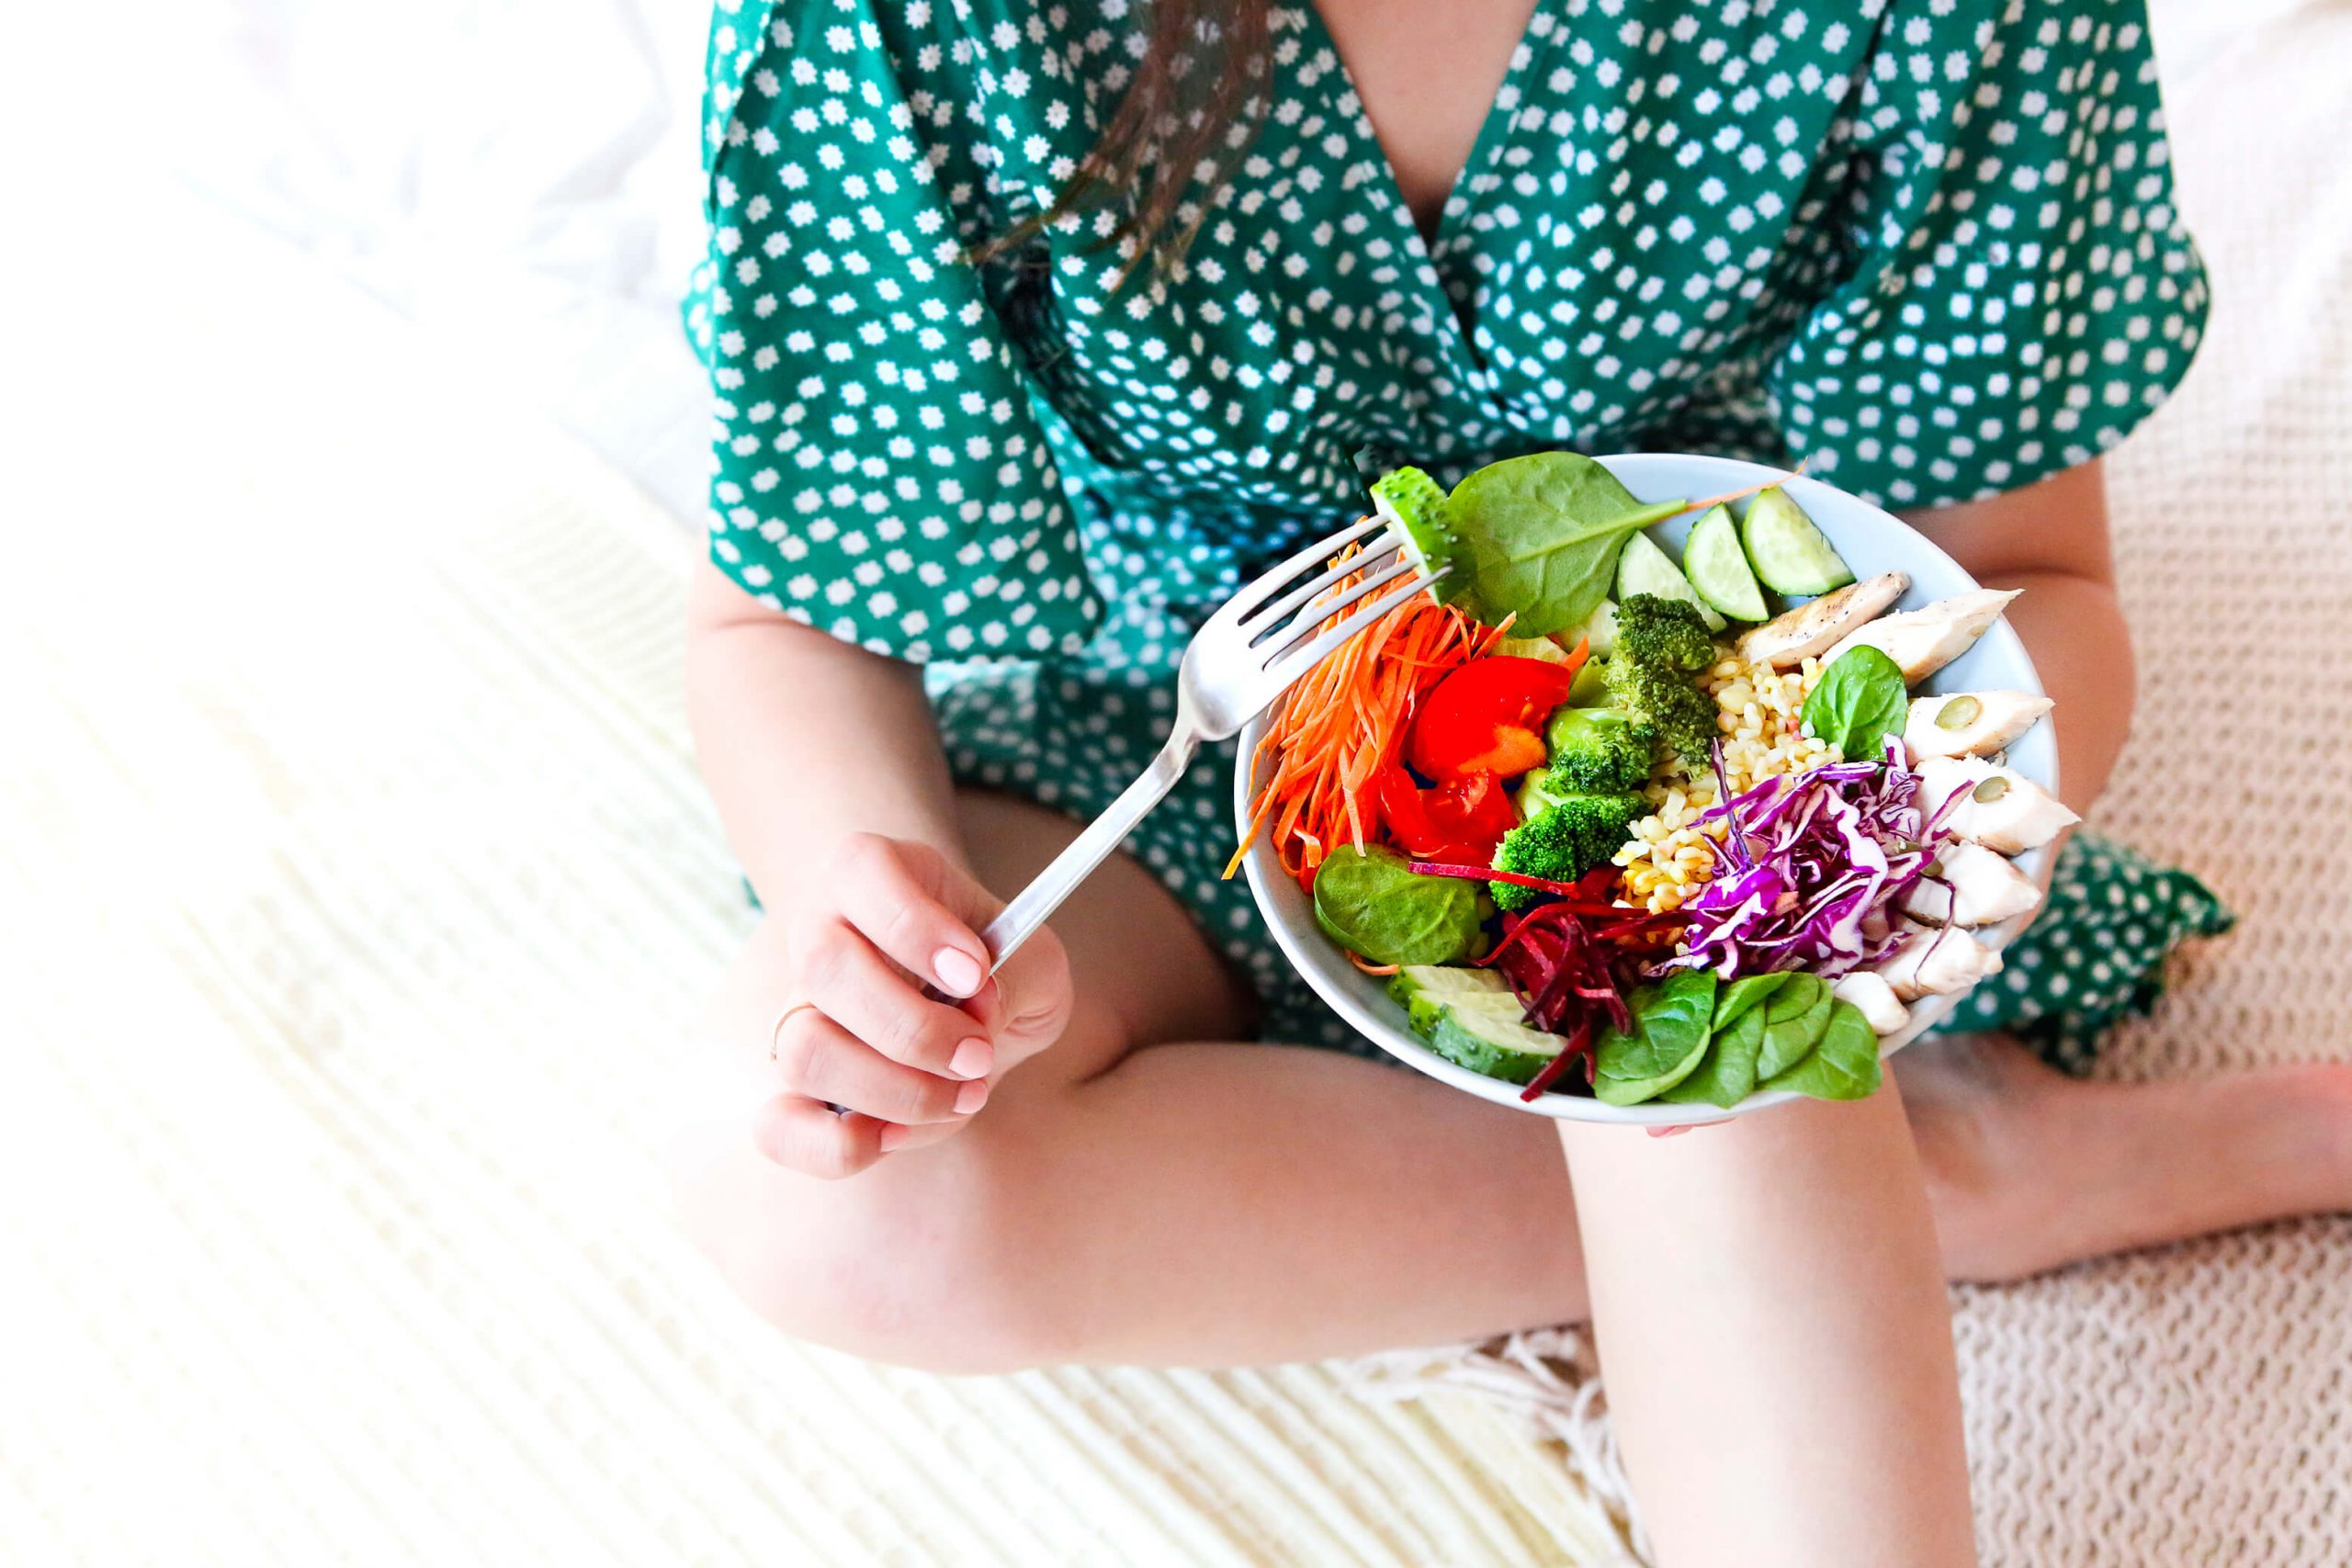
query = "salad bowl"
xmin=1235 ymin=453 xmax=2057 ymax=1125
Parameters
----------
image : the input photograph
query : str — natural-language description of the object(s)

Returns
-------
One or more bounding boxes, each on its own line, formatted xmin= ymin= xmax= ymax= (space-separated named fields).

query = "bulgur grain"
xmin=1611 ymin=651 xmax=1838 ymax=913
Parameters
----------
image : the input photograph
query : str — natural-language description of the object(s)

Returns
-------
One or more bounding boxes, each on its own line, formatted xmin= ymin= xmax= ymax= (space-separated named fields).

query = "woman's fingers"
xmin=830 ymin=833 xmax=998 ymax=998
xmin=796 ymin=918 xmax=995 ymax=1079
xmin=875 ymin=1115 xmax=973 ymax=1153
xmin=750 ymin=1095 xmax=891 ymax=1179
xmin=774 ymin=1006 xmax=989 ymax=1126
xmin=983 ymin=924 xmax=1076 ymax=1071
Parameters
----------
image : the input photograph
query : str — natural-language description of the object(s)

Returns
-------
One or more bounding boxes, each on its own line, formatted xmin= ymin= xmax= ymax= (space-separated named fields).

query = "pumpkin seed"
xmin=1935 ymin=694 xmax=1982 ymax=730
xmin=1971 ymin=775 xmax=2011 ymax=803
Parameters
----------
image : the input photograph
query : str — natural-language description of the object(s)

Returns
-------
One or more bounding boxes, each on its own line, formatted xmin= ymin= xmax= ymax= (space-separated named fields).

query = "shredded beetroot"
xmin=1518 ymin=1014 xmax=1593 ymax=1101
xmin=1409 ymin=859 xmax=1655 ymax=1100
xmin=1484 ymin=906 xmax=1635 ymax=1032
xmin=1407 ymin=860 xmax=1598 ymax=900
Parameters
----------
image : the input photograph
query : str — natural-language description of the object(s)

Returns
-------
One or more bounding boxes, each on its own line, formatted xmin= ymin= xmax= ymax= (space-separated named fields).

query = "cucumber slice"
xmin=1387 ymin=964 xmax=1501 ymax=1034
xmin=1615 ymin=530 xmax=1726 ymax=632
xmin=1740 ymin=487 xmax=1855 ymax=595
xmin=1575 ymin=596 xmax=1620 ymax=658
xmin=1372 ymin=467 xmax=1458 ymax=602
xmin=1387 ymin=966 xmax=1570 ymax=1086
xmin=1682 ymin=503 xmax=1770 ymax=622
xmin=1492 ymin=634 xmax=1577 ymax=667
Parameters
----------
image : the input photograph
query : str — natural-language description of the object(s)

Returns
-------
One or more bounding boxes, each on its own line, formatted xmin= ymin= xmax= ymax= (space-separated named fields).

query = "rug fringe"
xmin=1340 ymin=1325 xmax=1649 ymax=1564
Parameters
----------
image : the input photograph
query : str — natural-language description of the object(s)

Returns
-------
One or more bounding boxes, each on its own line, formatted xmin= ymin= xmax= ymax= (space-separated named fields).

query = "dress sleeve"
xmin=1765 ymin=0 xmax=2209 ymax=509
xmin=689 ymin=0 xmax=1101 ymax=662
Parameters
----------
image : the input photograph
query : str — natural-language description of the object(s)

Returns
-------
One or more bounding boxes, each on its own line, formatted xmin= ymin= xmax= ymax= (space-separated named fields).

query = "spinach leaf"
xmin=1755 ymin=975 xmax=1831 ymax=1078
xmin=1659 ymin=1002 xmax=1767 ymax=1109
xmin=1712 ymin=973 xmax=1791 ymax=1033
xmin=1312 ymin=845 xmax=1481 ymax=966
xmin=1758 ymin=999 xmax=1884 ymax=1100
xmin=1593 ymin=971 xmax=1720 ymax=1105
xmin=1445 ymin=454 xmax=1689 ymax=636
xmin=1802 ymin=645 xmax=1910 ymax=761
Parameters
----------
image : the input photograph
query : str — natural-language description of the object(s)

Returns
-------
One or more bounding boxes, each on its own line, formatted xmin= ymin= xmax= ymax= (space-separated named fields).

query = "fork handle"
xmin=978 ymin=729 xmax=1200 ymax=970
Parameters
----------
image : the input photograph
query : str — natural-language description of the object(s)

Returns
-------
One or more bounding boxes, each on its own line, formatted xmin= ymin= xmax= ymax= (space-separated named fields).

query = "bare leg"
xmin=668 ymin=794 xmax=2352 ymax=1371
xmin=1901 ymin=1032 xmax=2352 ymax=1280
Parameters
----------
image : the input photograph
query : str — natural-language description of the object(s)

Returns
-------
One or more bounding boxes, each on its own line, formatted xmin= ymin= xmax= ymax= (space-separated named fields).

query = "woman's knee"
xmin=668 ymin=1096 xmax=1075 ymax=1375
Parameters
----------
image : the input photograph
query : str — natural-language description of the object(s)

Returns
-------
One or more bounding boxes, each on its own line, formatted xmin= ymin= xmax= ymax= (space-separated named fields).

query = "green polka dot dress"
xmin=689 ymin=0 xmax=2230 ymax=1066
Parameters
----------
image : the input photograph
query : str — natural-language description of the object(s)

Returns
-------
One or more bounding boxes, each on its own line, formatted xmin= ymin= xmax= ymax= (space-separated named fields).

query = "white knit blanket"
xmin=6 ymin=4 xmax=2346 ymax=1563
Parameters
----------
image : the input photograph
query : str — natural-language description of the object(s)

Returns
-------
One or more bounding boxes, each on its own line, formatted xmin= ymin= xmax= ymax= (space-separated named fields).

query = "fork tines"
xmin=1258 ymin=560 xmax=1446 ymax=680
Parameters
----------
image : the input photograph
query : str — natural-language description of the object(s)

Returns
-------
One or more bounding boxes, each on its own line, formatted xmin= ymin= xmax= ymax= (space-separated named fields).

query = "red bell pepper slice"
xmin=1425 ymin=770 xmax=1518 ymax=849
xmin=1368 ymin=764 xmax=1518 ymax=863
xmin=1404 ymin=649 xmax=1587 ymax=781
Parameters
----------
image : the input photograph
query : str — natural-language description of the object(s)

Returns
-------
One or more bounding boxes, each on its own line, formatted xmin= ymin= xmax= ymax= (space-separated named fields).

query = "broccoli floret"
xmin=1606 ymin=593 xmax=1722 ymax=764
xmin=1514 ymin=766 xmax=1565 ymax=820
xmin=1611 ymin=593 xmax=1717 ymax=673
xmin=1542 ymin=705 xmax=1657 ymax=793
xmin=1489 ymin=792 xmax=1646 ymax=912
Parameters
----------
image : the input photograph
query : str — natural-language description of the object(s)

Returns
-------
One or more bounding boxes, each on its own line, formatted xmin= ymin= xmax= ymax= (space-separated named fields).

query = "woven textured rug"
xmin=1 ymin=188 xmax=1628 ymax=1566
xmin=6 ymin=3 xmax=2346 ymax=1562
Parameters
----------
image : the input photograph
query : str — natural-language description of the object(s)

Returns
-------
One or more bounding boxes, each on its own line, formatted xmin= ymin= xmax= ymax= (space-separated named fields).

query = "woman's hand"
xmin=755 ymin=832 xmax=1073 ymax=1179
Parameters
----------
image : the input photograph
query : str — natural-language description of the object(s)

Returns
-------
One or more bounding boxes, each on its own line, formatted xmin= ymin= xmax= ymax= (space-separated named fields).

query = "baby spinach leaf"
xmin=1312 ymin=845 xmax=1481 ymax=966
xmin=1802 ymin=645 xmax=1910 ymax=761
xmin=1712 ymin=973 xmax=1791 ymax=1033
xmin=1593 ymin=971 xmax=1720 ymax=1104
xmin=1445 ymin=454 xmax=1689 ymax=637
xmin=1659 ymin=1002 xmax=1768 ymax=1109
xmin=1755 ymin=975 xmax=1831 ymax=1079
xmin=1758 ymin=999 xmax=1884 ymax=1100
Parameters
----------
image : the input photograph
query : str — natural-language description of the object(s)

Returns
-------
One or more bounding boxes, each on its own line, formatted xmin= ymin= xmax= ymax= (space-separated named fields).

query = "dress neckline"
xmin=1288 ymin=0 xmax=1555 ymax=371
xmin=1292 ymin=0 xmax=1550 ymax=254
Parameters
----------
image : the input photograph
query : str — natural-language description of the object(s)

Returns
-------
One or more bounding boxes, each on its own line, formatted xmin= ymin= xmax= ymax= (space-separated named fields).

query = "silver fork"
xmin=975 ymin=517 xmax=1445 ymax=969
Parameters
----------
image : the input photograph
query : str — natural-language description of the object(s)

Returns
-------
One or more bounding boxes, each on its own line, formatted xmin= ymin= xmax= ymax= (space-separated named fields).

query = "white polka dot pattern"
xmin=690 ymin=0 xmax=2212 ymax=1047
xmin=692 ymin=0 xmax=1103 ymax=664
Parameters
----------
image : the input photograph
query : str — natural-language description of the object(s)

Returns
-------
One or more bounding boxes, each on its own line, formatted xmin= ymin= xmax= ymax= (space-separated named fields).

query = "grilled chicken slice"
xmin=1821 ymin=589 xmax=2019 ymax=682
xmin=1901 ymin=840 xmax=2044 ymax=927
xmin=1877 ymin=921 xmax=2003 ymax=1002
xmin=1916 ymin=757 xmax=2080 ymax=854
xmin=1735 ymin=571 xmax=1910 ymax=670
xmin=1831 ymin=971 xmax=1911 ymax=1034
xmin=1904 ymin=690 xmax=2053 ymax=761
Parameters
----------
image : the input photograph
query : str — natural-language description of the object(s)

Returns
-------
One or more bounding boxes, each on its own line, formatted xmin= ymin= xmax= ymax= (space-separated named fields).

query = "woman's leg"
xmin=668 ymin=793 xmax=2352 ymax=1371
xmin=671 ymin=790 xmax=1588 ymax=1369
xmin=1900 ymin=1032 xmax=2352 ymax=1281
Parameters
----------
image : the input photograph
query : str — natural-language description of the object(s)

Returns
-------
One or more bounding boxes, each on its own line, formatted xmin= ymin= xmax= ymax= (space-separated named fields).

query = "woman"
xmin=669 ymin=0 xmax=2348 ymax=1554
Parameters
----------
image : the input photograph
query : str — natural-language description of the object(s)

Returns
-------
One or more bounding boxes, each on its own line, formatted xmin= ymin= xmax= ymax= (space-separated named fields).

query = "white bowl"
xmin=1236 ymin=453 xmax=2056 ymax=1125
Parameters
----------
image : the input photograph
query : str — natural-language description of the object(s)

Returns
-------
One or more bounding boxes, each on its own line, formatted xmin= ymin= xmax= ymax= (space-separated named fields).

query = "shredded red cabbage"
xmin=1656 ymin=738 xmax=1954 ymax=982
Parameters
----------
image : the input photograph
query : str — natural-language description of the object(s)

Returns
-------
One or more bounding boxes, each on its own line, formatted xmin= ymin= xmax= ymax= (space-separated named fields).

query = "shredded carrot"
xmin=1225 ymin=537 xmax=1502 ymax=891
xmin=1347 ymin=953 xmax=1402 ymax=977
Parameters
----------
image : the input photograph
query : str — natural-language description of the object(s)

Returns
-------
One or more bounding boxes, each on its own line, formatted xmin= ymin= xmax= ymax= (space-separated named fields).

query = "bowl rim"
xmin=1232 ymin=452 xmax=2055 ymax=1125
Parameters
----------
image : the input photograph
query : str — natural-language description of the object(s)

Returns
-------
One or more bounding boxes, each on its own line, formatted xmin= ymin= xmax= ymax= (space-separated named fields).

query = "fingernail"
xmin=933 ymin=946 xmax=985 ymax=998
xmin=954 ymin=1077 xmax=990 ymax=1115
xmin=948 ymin=1037 xmax=994 ymax=1080
xmin=878 ymin=1124 xmax=910 ymax=1153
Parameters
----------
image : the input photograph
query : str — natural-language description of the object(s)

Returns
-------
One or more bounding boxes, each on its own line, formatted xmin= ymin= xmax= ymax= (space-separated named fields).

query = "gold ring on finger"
xmin=769 ymin=1001 xmax=818 ymax=1063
